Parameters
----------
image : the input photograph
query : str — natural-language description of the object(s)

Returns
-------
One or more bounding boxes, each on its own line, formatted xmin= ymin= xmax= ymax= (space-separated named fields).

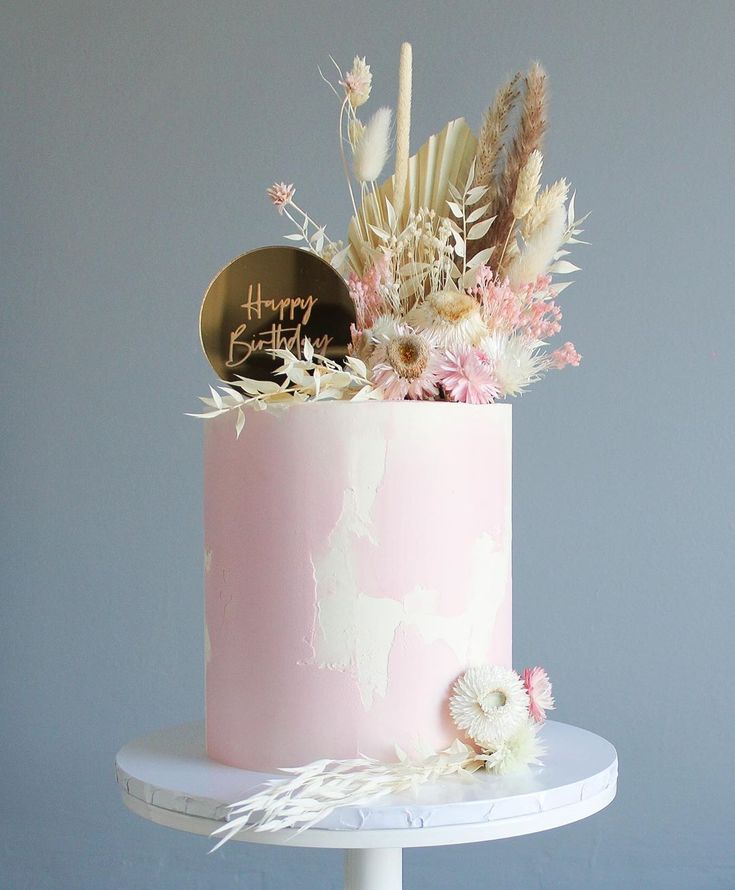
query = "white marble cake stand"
xmin=116 ymin=721 xmax=617 ymax=890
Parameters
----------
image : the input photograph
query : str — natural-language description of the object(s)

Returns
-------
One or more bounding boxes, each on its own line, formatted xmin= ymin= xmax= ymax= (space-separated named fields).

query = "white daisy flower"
xmin=449 ymin=665 xmax=529 ymax=747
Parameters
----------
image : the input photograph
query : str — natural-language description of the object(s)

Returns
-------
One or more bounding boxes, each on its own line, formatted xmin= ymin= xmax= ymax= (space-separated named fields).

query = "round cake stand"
xmin=116 ymin=721 xmax=617 ymax=890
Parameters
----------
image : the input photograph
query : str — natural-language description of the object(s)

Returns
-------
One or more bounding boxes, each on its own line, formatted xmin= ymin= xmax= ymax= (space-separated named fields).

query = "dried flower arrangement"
xmin=211 ymin=664 xmax=554 ymax=843
xmin=192 ymin=45 xmax=586 ymax=430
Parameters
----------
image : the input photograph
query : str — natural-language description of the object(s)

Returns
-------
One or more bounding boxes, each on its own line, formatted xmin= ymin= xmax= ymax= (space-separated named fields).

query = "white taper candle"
xmin=393 ymin=42 xmax=412 ymax=221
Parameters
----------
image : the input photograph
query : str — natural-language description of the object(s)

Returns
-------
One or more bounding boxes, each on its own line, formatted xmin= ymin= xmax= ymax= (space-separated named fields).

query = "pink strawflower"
xmin=522 ymin=667 xmax=555 ymax=724
xmin=550 ymin=341 xmax=581 ymax=369
xmin=371 ymin=331 xmax=439 ymax=400
xmin=267 ymin=182 xmax=295 ymax=213
xmin=439 ymin=349 xmax=500 ymax=405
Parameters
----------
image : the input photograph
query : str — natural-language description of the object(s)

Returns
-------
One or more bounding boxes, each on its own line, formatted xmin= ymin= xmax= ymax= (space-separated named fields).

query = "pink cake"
xmin=204 ymin=400 xmax=512 ymax=771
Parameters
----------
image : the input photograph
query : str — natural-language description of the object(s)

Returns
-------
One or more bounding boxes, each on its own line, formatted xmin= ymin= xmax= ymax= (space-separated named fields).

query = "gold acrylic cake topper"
xmin=199 ymin=246 xmax=355 ymax=381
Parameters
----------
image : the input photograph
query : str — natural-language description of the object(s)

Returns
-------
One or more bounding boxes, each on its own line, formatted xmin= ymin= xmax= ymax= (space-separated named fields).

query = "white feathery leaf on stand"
xmin=209 ymin=740 xmax=482 ymax=850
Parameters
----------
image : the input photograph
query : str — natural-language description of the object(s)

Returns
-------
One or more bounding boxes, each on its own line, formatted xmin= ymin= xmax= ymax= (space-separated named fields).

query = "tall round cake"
xmin=204 ymin=401 xmax=512 ymax=771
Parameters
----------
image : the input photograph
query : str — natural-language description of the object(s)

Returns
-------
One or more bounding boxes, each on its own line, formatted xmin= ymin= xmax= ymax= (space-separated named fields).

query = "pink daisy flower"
xmin=522 ymin=667 xmax=555 ymax=724
xmin=371 ymin=332 xmax=439 ymax=400
xmin=439 ymin=349 xmax=500 ymax=405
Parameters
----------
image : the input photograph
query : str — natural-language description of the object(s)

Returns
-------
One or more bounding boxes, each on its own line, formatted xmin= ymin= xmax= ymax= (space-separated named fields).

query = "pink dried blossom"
xmin=474 ymin=273 xmax=521 ymax=333
xmin=523 ymin=667 xmax=555 ymax=723
xmin=550 ymin=341 xmax=581 ymax=369
xmin=348 ymin=258 xmax=390 ymax=329
xmin=474 ymin=270 xmax=562 ymax=341
xmin=439 ymin=349 xmax=500 ymax=405
xmin=524 ymin=298 xmax=562 ymax=340
xmin=267 ymin=182 xmax=295 ymax=213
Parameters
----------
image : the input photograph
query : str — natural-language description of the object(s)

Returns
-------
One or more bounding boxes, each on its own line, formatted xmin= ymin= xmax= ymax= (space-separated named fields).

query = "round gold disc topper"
xmin=199 ymin=246 xmax=355 ymax=382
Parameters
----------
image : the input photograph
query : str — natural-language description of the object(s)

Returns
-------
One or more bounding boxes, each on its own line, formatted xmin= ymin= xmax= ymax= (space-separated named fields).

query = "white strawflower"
xmin=450 ymin=665 xmax=529 ymax=747
xmin=407 ymin=290 xmax=488 ymax=350
xmin=365 ymin=313 xmax=402 ymax=345
xmin=480 ymin=720 xmax=546 ymax=775
xmin=480 ymin=332 xmax=549 ymax=397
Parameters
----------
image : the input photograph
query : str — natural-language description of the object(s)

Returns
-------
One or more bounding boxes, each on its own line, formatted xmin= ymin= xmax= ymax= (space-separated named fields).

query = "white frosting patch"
xmin=310 ymin=426 xmax=394 ymax=706
xmin=310 ymin=428 xmax=509 ymax=708
xmin=204 ymin=548 xmax=213 ymax=573
xmin=402 ymin=534 xmax=508 ymax=666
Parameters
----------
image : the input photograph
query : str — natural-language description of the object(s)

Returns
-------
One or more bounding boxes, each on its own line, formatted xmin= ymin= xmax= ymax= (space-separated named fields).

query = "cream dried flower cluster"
xmin=208 ymin=662 xmax=555 ymax=841
xmin=266 ymin=53 xmax=588 ymax=405
xmin=449 ymin=664 xmax=554 ymax=775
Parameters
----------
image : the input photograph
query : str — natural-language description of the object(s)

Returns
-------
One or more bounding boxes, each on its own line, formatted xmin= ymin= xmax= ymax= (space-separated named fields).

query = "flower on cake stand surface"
xmin=478 ymin=719 xmax=546 ymax=775
xmin=439 ymin=349 xmax=500 ymax=405
xmin=449 ymin=665 xmax=529 ymax=747
xmin=266 ymin=181 xmax=295 ymax=214
xmin=370 ymin=330 xmax=440 ymax=400
xmin=522 ymin=666 xmax=555 ymax=723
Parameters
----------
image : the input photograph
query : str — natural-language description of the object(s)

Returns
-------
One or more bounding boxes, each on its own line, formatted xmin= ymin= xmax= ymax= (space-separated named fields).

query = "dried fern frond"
xmin=522 ymin=178 xmax=569 ymax=240
xmin=485 ymin=63 xmax=548 ymax=272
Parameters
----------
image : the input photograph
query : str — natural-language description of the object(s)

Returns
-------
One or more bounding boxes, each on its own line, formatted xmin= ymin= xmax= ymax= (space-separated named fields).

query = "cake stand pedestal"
xmin=116 ymin=721 xmax=617 ymax=890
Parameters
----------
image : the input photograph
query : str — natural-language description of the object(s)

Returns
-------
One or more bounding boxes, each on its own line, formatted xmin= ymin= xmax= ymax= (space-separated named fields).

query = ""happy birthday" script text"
xmin=227 ymin=283 xmax=333 ymax=367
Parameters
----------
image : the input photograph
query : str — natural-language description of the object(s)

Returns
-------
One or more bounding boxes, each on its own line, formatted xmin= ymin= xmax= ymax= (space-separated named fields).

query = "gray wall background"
xmin=2 ymin=1 xmax=734 ymax=887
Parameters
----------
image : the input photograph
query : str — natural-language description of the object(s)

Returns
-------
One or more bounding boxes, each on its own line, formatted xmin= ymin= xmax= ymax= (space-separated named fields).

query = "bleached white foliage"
xmin=187 ymin=341 xmax=381 ymax=437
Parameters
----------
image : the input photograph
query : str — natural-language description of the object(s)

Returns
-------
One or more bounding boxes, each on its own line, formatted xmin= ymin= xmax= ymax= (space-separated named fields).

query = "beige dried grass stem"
xmin=486 ymin=63 xmax=548 ymax=274
xmin=473 ymin=73 xmax=520 ymax=198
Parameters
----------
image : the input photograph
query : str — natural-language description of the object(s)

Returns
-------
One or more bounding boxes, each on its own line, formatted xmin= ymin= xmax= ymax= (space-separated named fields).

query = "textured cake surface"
xmin=205 ymin=401 xmax=512 ymax=771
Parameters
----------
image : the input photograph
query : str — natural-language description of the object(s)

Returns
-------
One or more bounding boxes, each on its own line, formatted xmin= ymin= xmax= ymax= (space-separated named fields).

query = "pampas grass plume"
xmin=522 ymin=178 xmax=569 ymax=240
xmin=353 ymin=106 xmax=392 ymax=183
xmin=508 ymin=201 xmax=566 ymax=287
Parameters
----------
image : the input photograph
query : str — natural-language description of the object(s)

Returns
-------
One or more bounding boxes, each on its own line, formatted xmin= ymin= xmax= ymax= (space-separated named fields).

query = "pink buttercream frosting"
xmin=204 ymin=401 xmax=512 ymax=771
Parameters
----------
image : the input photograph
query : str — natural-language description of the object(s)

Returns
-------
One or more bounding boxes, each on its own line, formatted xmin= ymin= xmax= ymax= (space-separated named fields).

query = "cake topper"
xmin=192 ymin=43 xmax=588 ymax=430
xmin=199 ymin=246 xmax=354 ymax=382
